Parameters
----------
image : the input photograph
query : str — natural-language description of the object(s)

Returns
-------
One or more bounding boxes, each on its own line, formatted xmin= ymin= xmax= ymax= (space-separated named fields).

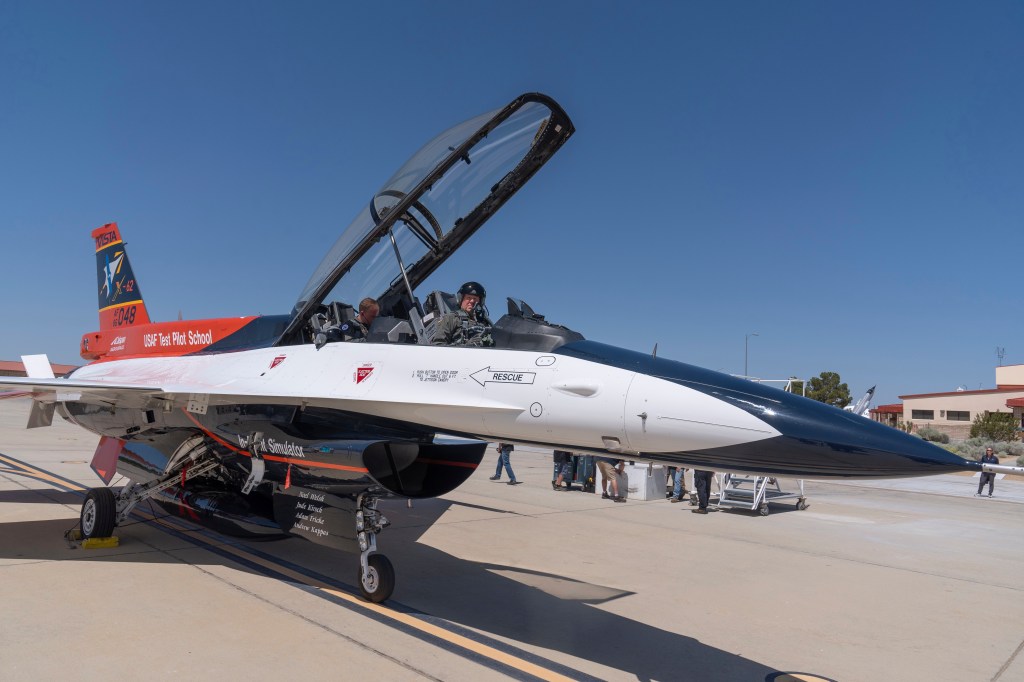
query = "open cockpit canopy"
xmin=281 ymin=93 xmax=574 ymax=344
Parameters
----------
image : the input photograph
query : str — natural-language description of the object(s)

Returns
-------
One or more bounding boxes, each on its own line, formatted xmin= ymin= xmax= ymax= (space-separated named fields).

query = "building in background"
xmin=869 ymin=403 xmax=903 ymax=429
xmin=872 ymin=365 xmax=1024 ymax=440
xmin=0 ymin=360 xmax=78 ymax=378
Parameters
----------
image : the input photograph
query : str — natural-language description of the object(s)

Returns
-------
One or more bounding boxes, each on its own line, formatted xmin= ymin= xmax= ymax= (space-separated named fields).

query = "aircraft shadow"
xmin=378 ymin=498 xmax=777 ymax=681
xmin=0 ymin=489 xmax=86 ymax=506
xmin=0 ymin=499 xmax=776 ymax=681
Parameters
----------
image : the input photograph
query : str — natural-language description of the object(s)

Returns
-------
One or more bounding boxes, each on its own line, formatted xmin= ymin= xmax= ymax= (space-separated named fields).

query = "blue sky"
xmin=2 ymin=1 xmax=1021 ymax=406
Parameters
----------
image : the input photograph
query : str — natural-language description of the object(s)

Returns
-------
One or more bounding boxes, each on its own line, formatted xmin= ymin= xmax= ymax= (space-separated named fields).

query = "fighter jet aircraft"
xmin=844 ymin=386 xmax=876 ymax=416
xmin=2 ymin=93 xmax=1013 ymax=603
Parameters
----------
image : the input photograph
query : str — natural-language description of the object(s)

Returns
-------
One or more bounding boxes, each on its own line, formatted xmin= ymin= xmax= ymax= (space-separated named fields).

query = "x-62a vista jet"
xmin=2 ymin=93 xmax=1000 ymax=602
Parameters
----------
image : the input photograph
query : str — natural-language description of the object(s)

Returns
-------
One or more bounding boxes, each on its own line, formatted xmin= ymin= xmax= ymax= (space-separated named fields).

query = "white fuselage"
xmin=71 ymin=342 xmax=781 ymax=456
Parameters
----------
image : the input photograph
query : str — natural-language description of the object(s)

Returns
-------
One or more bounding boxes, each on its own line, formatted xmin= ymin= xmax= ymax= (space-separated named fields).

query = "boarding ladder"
xmin=716 ymin=474 xmax=808 ymax=516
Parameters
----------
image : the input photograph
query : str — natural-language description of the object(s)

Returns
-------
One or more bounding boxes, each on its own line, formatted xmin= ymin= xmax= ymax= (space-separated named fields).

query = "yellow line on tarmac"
xmin=316 ymin=584 xmax=576 ymax=682
xmin=144 ymin=512 xmax=575 ymax=682
xmin=3 ymin=460 xmax=573 ymax=682
xmin=0 ymin=454 xmax=85 ymax=491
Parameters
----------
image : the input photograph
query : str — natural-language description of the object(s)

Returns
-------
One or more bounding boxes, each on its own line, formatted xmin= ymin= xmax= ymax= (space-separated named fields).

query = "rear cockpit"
xmin=276 ymin=93 xmax=577 ymax=352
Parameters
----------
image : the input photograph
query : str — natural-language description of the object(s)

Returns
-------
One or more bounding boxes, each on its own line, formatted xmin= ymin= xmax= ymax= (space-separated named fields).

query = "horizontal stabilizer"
xmin=20 ymin=355 xmax=57 ymax=428
xmin=21 ymin=354 xmax=55 ymax=379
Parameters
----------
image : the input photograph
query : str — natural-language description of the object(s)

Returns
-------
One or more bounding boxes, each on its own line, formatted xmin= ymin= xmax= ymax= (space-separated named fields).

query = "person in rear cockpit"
xmin=431 ymin=281 xmax=494 ymax=347
xmin=341 ymin=297 xmax=379 ymax=342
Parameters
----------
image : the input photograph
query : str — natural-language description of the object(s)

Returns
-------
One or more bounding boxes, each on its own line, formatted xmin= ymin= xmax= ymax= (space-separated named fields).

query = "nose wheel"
xmin=358 ymin=554 xmax=395 ymax=603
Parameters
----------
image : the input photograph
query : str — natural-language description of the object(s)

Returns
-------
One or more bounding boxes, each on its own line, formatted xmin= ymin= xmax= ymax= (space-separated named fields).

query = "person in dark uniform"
xmin=340 ymin=297 xmax=380 ymax=342
xmin=692 ymin=469 xmax=713 ymax=514
xmin=977 ymin=447 xmax=999 ymax=497
xmin=430 ymin=281 xmax=493 ymax=347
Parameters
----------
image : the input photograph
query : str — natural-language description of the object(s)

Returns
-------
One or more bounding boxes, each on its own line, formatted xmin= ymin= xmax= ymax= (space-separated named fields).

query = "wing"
xmin=0 ymin=376 xmax=164 ymax=401
xmin=0 ymin=376 xmax=166 ymax=428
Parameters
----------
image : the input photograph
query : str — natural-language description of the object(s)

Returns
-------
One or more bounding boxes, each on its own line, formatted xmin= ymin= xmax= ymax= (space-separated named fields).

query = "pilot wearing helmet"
xmin=431 ymin=281 xmax=494 ymax=347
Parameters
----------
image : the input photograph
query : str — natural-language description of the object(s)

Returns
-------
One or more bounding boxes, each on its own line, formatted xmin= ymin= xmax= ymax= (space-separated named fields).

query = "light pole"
xmin=745 ymin=333 xmax=759 ymax=378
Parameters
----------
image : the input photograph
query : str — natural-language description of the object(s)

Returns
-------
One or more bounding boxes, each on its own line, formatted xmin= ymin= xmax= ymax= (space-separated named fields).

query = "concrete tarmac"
xmin=1 ymin=399 xmax=1021 ymax=681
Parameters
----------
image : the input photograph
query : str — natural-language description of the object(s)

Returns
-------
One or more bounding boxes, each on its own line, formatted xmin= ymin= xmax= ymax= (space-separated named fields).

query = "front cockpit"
xmin=276 ymin=93 xmax=576 ymax=352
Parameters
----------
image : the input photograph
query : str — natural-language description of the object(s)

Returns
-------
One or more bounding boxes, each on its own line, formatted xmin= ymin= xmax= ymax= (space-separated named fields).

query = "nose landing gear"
xmin=358 ymin=554 xmax=395 ymax=603
xmin=355 ymin=494 xmax=394 ymax=603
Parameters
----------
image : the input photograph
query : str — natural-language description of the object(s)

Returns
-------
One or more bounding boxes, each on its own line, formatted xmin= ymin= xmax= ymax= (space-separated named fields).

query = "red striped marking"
xmin=181 ymin=409 xmax=480 ymax=472
xmin=180 ymin=408 xmax=369 ymax=473
xmin=417 ymin=458 xmax=479 ymax=470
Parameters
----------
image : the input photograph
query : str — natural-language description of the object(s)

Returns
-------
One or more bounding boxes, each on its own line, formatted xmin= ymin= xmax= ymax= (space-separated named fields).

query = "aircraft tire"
xmin=358 ymin=554 xmax=395 ymax=603
xmin=81 ymin=488 xmax=117 ymax=538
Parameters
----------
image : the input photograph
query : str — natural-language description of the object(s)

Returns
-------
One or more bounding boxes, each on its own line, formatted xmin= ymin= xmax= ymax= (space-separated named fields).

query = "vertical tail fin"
xmin=93 ymin=222 xmax=152 ymax=330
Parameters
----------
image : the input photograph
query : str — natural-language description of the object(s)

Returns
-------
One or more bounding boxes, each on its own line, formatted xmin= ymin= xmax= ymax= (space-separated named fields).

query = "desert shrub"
xmin=916 ymin=427 xmax=949 ymax=444
xmin=952 ymin=440 xmax=1015 ymax=460
xmin=969 ymin=411 xmax=1017 ymax=441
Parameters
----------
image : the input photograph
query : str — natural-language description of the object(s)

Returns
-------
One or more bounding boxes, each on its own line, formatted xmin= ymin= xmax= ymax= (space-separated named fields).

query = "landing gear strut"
xmin=80 ymin=436 xmax=219 ymax=539
xmin=355 ymin=494 xmax=394 ymax=602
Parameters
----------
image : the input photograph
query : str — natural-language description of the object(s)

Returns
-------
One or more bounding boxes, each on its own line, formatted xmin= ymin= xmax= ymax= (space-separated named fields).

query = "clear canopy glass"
xmin=289 ymin=94 xmax=573 ymax=330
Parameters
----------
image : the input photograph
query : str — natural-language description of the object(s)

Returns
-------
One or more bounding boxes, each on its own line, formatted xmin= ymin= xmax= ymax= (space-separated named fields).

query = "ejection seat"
xmin=311 ymin=301 xmax=358 ymax=348
xmin=420 ymin=291 xmax=458 ymax=341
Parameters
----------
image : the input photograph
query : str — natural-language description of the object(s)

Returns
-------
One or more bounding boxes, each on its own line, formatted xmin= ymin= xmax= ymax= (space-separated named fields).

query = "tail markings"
xmin=93 ymin=222 xmax=152 ymax=330
xmin=82 ymin=223 xmax=258 ymax=362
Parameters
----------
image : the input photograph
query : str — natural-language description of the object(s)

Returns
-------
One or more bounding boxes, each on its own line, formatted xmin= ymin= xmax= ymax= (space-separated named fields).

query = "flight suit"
xmin=430 ymin=310 xmax=494 ymax=347
xmin=339 ymin=318 xmax=369 ymax=342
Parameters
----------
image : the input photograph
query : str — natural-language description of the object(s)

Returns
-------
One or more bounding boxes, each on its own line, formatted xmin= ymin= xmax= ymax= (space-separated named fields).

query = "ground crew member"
xmin=977 ymin=447 xmax=999 ymax=497
xmin=692 ymin=469 xmax=713 ymax=514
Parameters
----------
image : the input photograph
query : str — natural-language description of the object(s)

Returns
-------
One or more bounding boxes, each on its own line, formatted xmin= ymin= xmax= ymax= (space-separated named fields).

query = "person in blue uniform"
xmin=669 ymin=467 xmax=690 ymax=503
xmin=490 ymin=442 xmax=520 ymax=485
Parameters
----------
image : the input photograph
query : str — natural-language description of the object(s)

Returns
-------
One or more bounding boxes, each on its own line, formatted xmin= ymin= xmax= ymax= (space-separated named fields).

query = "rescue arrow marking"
xmin=471 ymin=367 xmax=536 ymax=387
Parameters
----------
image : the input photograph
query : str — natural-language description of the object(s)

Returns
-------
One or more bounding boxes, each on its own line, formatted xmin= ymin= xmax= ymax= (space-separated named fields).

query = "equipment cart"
xmin=715 ymin=474 xmax=809 ymax=516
